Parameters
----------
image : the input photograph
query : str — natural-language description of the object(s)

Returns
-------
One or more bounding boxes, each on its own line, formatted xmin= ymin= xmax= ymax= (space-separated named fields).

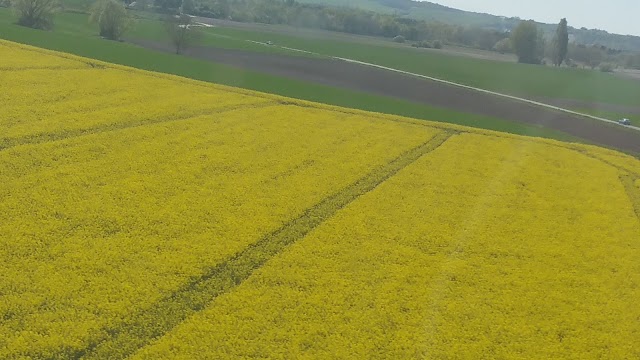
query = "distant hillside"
xmin=296 ymin=0 xmax=510 ymax=28
xmin=296 ymin=0 xmax=640 ymax=52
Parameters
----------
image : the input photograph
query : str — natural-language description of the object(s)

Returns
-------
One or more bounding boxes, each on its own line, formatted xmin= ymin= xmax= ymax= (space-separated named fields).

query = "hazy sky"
xmin=429 ymin=0 xmax=640 ymax=36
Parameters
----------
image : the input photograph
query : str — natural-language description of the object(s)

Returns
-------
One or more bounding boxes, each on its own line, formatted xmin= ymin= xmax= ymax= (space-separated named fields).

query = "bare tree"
xmin=165 ymin=14 xmax=200 ymax=54
xmin=12 ymin=0 xmax=57 ymax=30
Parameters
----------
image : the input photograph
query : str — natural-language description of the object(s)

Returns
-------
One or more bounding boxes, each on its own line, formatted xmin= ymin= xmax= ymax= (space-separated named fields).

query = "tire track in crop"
xmin=470 ymin=132 xmax=640 ymax=220
xmin=0 ymin=66 xmax=96 ymax=71
xmin=0 ymin=40 xmax=106 ymax=69
xmin=0 ymin=101 xmax=278 ymax=152
xmin=462 ymin=128 xmax=639 ymax=171
xmin=0 ymin=66 xmax=86 ymax=71
xmin=577 ymin=150 xmax=640 ymax=176
xmin=45 ymin=131 xmax=455 ymax=360
xmin=620 ymin=174 xmax=640 ymax=221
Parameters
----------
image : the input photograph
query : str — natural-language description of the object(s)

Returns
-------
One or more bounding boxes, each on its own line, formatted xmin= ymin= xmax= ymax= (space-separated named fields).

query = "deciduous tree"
xmin=511 ymin=20 xmax=540 ymax=64
xmin=165 ymin=14 xmax=200 ymax=54
xmin=12 ymin=0 xmax=57 ymax=30
xmin=90 ymin=0 xmax=132 ymax=40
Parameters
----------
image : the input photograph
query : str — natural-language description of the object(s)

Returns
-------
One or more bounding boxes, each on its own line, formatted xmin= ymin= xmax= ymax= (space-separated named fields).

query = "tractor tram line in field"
xmin=620 ymin=175 xmax=640 ymax=220
xmin=0 ymin=101 xmax=279 ymax=152
xmin=461 ymin=129 xmax=640 ymax=220
xmin=0 ymin=66 xmax=90 ymax=72
xmin=3 ymin=41 xmax=640 ymax=359
xmin=48 ymin=131 xmax=456 ymax=360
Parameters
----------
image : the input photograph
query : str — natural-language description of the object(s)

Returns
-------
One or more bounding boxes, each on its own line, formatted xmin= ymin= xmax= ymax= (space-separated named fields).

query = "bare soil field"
xmin=534 ymin=97 xmax=640 ymax=116
xmin=130 ymin=39 xmax=640 ymax=155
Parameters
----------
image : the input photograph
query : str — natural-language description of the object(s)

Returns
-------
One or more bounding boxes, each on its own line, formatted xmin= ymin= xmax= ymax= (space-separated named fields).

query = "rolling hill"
xmin=296 ymin=0 xmax=640 ymax=51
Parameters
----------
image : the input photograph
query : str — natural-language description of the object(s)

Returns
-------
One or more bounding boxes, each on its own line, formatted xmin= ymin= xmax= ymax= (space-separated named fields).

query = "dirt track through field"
xmin=129 ymin=39 xmax=640 ymax=155
xmin=57 ymin=131 xmax=455 ymax=360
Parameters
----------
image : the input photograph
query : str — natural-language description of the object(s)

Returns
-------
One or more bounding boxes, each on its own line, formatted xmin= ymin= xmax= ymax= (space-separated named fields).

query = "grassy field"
xmin=172 ymin=21 xmax=640 ymax=108
xmin=576 ymin=108 xmax=638 ymax=126
xmin=8 ymin=5 xmax=638 ymax=110
xmin=0 ymin=8 xmax=580 ymax=142
xmin=2 ymin=41 xmax=640 ymax=359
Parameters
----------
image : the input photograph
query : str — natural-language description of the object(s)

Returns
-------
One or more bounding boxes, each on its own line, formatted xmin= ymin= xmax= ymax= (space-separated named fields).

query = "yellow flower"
xmin=2 ymin=39 xmax=639 ymax=359
xmin=133 ymin=134 xmax=640 ymax=360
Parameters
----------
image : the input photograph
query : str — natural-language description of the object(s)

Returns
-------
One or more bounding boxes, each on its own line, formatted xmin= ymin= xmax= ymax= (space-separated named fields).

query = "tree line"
xmin=8 ymin=0 xmax=640 ymax=70
xmin=149 ymin=0 xmax=511 ymax=51
xmin=510 ymin=19 xmax=567 ymax=65
xmin=509 ymin=18 xmax=640 ymax=70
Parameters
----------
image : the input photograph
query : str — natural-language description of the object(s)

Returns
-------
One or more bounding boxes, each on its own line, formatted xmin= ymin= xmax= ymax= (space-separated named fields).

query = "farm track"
xmin=0 ymin=101 xmax=278 ymax=151
xmin=128 ymin=39 xmax=640 ymax=155
xmin=48 ymin=130 xmax=455 ymax=360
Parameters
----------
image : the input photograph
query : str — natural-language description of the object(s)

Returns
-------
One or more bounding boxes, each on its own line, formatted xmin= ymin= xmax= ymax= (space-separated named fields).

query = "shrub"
xmin=432 ymin=40 xmax=443 ymax=49
xmin=411 ymin=40 xmax=432 ymax=49
xmin=493 ymin=38 xmax=512 ymax=54
xmin=392 ymin=35 xmax=405 ymax=43
xmin=599 ymin=63 xmax=614 ymax=73
xmin=12 ymin=0 xmax=57 ymax=30
xmin=165 ymin=14 xmax=201 ymax=54
xmin=90 ymin=0 xmax=132 ymax=40
xmin=565 ymin=58 xmax=578 ymax=68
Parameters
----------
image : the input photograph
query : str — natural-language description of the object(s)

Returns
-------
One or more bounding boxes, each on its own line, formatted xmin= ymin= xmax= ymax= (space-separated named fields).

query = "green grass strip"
xmin=42 ymin=131 xmax=455 ymax=360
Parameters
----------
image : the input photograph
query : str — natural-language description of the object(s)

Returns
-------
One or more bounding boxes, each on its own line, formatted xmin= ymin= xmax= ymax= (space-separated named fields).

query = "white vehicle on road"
xmin=618 ymin=118 xmax=631 ymax=126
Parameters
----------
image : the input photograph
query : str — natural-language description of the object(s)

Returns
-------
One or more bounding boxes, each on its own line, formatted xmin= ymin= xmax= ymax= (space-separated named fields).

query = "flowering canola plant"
xmin=133 ymin=134 xmax=640 ymax=359
xmin=1 ymin=40 xmax=639 ymax=359
xmin=0 ymin=41 xmax=82 ymax=70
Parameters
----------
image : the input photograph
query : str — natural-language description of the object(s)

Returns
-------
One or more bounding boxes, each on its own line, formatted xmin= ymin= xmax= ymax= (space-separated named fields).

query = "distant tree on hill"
xmin=569 ymin=44 xmax=605 ymax=69
xmin=552 ymin=18 xmax=569 ymax=66
xmin=130 ymin=0 xmax=150 ymax=10
xmin=181 ymin=0 xmax=195 ymax=14
xmin=511 ymin=20 xmax=540 ymax=64
xmin=622 ymin=53 xmax=640 ymax=70
xmin=536 ymin=31 xmax=546 ymax=63
xmin=154 ymin=0 xmax=180 ymax=13
xmin=165 ymin=14 xmax=200 ymax=54
xmin=12 ymin=0 xmax=57 ymax=30
xmin=90 ymin=0 xmax=132 ymax=40
xmin=493 ymin=38 xmax=512 ymax=53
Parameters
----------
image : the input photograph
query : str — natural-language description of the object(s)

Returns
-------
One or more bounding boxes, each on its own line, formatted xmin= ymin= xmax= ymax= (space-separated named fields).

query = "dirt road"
xmin=130 ymin=39 xmax=640 ymax=155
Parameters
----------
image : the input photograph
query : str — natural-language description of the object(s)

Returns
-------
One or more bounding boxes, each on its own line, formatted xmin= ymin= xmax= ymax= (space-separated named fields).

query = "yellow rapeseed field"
xmin=132 ymin=134 xmax=640 ymax=359
xmin=1 ymin=40 xmax=639 ymax=359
